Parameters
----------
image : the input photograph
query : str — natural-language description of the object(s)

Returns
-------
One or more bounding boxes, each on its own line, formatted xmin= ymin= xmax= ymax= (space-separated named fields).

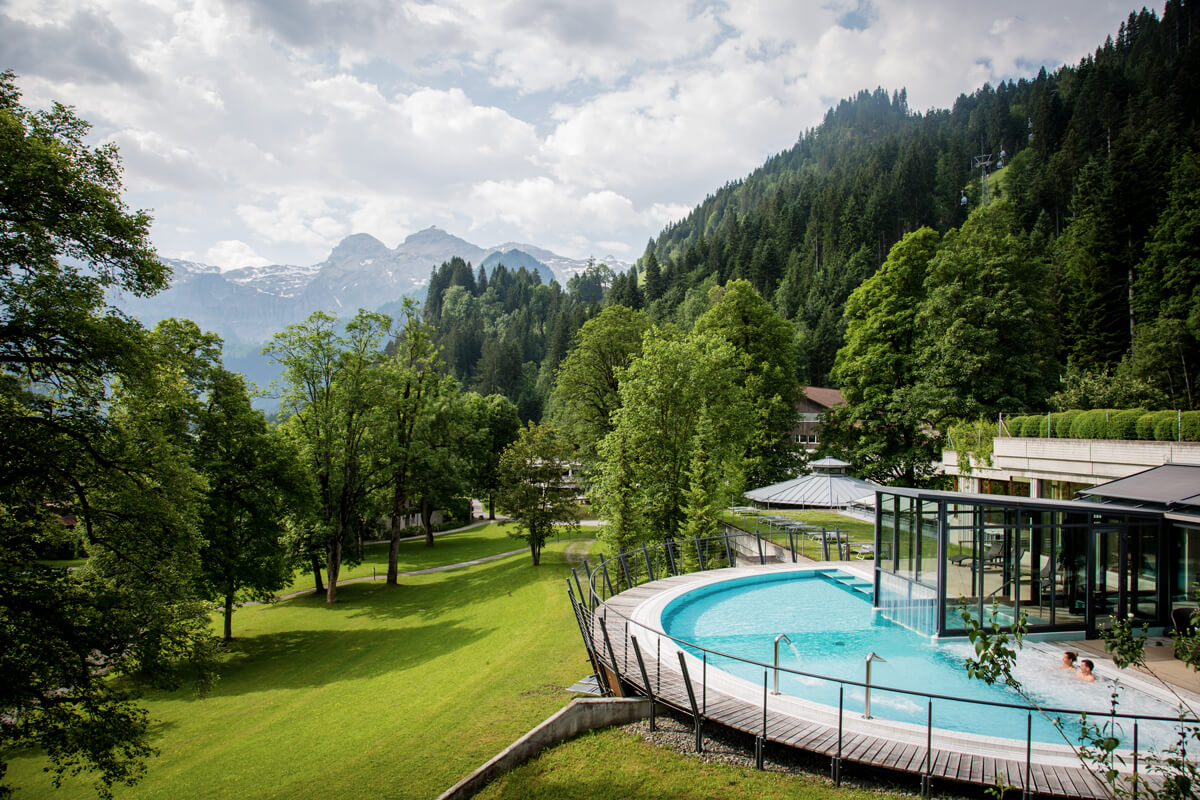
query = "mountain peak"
xmin=401 ymin=225 xmax=473 ymax=249
xmin=325 ymin=233 xmax=389 ymax=264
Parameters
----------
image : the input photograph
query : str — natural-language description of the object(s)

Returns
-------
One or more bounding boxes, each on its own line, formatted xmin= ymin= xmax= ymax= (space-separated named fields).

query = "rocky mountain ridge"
xmin=118 ymin=226 xmax=628 ymax=345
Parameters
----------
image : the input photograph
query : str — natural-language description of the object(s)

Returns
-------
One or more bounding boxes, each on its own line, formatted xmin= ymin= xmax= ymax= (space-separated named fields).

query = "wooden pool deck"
xmin=582 ymin=572 xmax=1153 ymax=799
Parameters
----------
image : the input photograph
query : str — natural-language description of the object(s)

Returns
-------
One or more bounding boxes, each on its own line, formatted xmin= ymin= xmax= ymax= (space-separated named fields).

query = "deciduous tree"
xmin=496 ymin=422 xmax=579 ymax=565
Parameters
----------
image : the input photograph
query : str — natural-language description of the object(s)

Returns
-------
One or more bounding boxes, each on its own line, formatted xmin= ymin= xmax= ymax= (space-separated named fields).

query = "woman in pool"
xmin=1078 ymin=659 xmax=1097 ymax=682
xmin=1061 ymin=651 xmax=1078 ymax=669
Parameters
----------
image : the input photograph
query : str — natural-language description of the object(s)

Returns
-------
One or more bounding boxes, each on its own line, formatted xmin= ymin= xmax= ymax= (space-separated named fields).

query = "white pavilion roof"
xmin=744 ymin=470 xmax=879 ymax=508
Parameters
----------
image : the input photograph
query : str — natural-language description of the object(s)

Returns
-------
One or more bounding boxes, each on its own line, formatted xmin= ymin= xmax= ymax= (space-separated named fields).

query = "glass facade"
xmin=874 ymin=489 xmax=1170 ymax=638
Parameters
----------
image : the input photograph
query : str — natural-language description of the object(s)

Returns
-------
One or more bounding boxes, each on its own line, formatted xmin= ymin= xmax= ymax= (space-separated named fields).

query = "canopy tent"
xmin=744 ymin=458 xmax=879 ymax=508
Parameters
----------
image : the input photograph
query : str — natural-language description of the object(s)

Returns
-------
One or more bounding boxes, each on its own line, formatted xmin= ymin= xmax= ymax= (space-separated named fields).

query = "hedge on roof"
xmin=997 ymin=409 xmax=1199 ymax=442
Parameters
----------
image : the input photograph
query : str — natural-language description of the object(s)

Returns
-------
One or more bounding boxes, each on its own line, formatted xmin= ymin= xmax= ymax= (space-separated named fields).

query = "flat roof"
xmin=875 ymin=486 xmax=1160 ymax=517
xmin=1077 ymin=463 xmax=1200 ymax=509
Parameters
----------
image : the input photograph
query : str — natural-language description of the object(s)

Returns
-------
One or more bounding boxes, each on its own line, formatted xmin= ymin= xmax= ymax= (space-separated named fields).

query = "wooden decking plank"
xmin=867 ymin=737 xmax=903 ymax=769
xmin=942 ymin=750 xmax=961 ymax=781
xmin=894 ymin=744 xmax=922 ymax=773
xmin=842 ymin=733 xmax=878 ymax=762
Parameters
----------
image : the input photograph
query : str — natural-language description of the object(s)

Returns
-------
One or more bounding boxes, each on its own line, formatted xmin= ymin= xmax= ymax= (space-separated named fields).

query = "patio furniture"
xmin=949 ymin=542 xmax=1002 ymax=567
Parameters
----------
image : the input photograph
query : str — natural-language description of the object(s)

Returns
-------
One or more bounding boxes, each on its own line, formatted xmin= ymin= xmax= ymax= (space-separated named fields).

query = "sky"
xmin=3 ymin=0 xmax=1134 ymax=270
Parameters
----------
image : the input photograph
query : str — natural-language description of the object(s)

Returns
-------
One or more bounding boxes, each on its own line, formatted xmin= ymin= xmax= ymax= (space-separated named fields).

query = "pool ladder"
xmin=771 ymin=633 xmax=792 ymax=694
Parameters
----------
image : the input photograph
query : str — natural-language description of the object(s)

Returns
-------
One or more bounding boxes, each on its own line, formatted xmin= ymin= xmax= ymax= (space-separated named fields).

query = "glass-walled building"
xmin=873 ymin=463 xmax=1200 ymax=638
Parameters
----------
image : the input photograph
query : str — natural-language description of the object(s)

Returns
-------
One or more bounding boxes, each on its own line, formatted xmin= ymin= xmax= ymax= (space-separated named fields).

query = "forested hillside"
xmin=617 ymin=1 xmax=1199 ymax=406
xmin=422 ymin=257 xmax=612 ymax=420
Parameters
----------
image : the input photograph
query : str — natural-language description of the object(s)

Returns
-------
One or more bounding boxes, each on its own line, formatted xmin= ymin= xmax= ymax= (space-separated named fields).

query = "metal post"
xmin=630 ymin=636 xmax=655 ymax=732
xmin=772 ymin=633 xmax=792 ymax=694
xmin=702 ymin=653 xmax=707 ymax=715
xmin=788 ymin=530 xmax=796 ymax=562
xmin=822 ymin=532 xmax=830 ymax=561
xmin=676 ymin=652 xmax=704 ymax=753
xmin=864 ymin=652 xmax=886 ymax=718
xmin=600 ymin=612 xmax=619 ymax=669
xmin=1133 ymin=721 xmax=1139 ymax=800
xmin=567 ymin=585 xmax=608 ymax=696
xmin=922 ymin=699 xmax=933 ymax=796
xmin=656 ymin=638 xmax=660 ymax=692
xmin=602 ymin=561 xmax=614 ymax=599
xmin=641 ymin=543 xmax=655 ymax=582
xmin=723 ymin=531 xmax=733 ymax=567
xmin=1023 ymin=711 xmax=1032 ymax=799
xmin=694 ymin=534 xmax=706 ymax=571
xmin=571 ymin=568 xmax=587 ymax=612
xmin=756 ymin=533 xmax=765 ymax=564
xmin=665 ymin=539 xmax=678 ymax=576
xmin=756 ymin=671 xmax=768 ymax=769
xmin=618 ymin=549 xmax=632 ymax=590
xmin=833 ymin=686 xmax=843 ymax=784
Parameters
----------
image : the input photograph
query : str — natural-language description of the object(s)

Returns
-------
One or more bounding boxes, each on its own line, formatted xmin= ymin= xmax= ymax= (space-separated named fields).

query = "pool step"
xmin=830 ymin=574 xmax=874 ymax=599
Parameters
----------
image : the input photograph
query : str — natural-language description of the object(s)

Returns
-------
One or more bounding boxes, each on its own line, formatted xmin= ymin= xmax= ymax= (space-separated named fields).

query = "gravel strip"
xmin=621 ymin=708 xmax=979 ymax=798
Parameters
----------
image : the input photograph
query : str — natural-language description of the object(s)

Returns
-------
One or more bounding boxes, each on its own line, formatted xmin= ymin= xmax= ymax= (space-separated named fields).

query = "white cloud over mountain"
xmin=1 ymin=0 xmax=1131 ymax=268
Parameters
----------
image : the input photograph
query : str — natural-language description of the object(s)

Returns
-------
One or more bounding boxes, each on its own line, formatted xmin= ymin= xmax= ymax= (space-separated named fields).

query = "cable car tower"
xmin=970 ymin=143 xmax=1006 ymax=207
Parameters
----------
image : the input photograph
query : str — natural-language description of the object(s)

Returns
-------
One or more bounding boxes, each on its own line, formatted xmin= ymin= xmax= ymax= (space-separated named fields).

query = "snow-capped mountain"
xmin=115 ymin=227 xmax=630 ymax=346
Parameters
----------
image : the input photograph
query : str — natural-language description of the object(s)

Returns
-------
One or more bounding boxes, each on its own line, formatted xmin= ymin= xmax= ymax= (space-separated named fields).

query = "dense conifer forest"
xmin=421 ymin=2 xmax=1199 ymax=427
xmin=621 ymin=1 xmax=1200 ymax=406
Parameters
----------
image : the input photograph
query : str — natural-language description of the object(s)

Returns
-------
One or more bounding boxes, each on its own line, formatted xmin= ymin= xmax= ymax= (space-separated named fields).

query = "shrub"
xmin=1135 ymin=412 xmax=1163 ymax=440
xmin=1001 ymin=415 xmax=1029 ymax=437
xmin=1069 ymin=410 xmax=1109 ymax=439
xmin=1027 ymin=414 xmax=1050 ymax=437
xmin=1051 ymin=410 xmax=1082 ymax=438
xmin=1150 ymin=410 xmax=1180 ymax=441
xmin=1105 ymin=409 xmax=1147 ymax=440
xmin=1183 ymin=411 xmax=1200 ymax=442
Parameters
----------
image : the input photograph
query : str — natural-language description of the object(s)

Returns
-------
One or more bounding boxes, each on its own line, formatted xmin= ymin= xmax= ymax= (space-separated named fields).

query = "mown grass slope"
xmin=8 ymin=528 xmax=591 ymax=800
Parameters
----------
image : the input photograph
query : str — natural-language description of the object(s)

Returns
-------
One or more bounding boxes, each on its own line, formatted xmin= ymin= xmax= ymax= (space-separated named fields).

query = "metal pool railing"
xmin=564 ymin=532 xmax=1197 ymax=799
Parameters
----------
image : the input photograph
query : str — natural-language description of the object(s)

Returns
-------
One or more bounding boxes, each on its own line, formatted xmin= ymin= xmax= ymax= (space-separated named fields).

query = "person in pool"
xmin=1061 ymin=651 xmax=1078 ymax=669
xmin=1078 ymin=659 xmax=1097 ymax=682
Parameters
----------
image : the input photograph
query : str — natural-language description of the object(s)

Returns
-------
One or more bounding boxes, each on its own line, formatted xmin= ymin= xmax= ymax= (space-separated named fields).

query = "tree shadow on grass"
xmin=336 ymin=544 xmax=584 ymax=624
xmin=176 ymin=617 xmax=487 ymax=700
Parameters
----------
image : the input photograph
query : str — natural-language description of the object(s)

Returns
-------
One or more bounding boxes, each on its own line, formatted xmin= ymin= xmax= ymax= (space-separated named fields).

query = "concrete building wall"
xmin=943 ymin=438 xmax=1200 ymax=496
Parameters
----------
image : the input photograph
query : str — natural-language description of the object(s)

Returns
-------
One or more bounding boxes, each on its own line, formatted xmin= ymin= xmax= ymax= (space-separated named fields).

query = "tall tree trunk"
xmin=311 ymin=554 xmax=325 ymax=594
xmin=422 ymin=498 xmax=435 ymax=547
xmin=530 ymin=541 xmax=540 ymax=566
xmin=223 ymin=590 xmax=235 ymax=642
xmin=325 ymin=538 xmax=342 ymax=604
xmin=488 ymin=494 xmax=495 ymax=520
xmin=387 ymin=481 xmax=408 ymax=585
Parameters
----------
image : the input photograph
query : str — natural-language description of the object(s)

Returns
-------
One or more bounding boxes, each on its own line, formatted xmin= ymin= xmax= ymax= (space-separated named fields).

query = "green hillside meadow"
xmin=7 ymin=527 xmax=591 ymax=800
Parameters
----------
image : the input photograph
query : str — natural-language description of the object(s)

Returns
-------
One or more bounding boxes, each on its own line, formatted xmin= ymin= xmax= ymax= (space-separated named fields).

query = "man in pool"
xmin=1078 ymin=659 xmax=1097 ymax=682
xmin=1061 ymin=651 xmax=1078 ymax=669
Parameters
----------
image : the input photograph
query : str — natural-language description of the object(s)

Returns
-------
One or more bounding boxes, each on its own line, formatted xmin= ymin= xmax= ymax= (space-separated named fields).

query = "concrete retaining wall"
xmin=435 ymin=697 xmax=649 ymax=800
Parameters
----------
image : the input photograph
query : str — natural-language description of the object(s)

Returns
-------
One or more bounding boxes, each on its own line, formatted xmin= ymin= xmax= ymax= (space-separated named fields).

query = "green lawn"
xmin=475 ymin=727 xmax=903 ymax=800
xmin=6 ymin=538 xmax=595 ymax=800
xmin=277 ymin=520 xmax=527 ymax=595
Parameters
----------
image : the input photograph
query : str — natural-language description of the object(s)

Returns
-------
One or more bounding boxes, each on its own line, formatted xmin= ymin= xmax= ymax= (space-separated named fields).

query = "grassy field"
xmin=277 ymin=520 xmax=526 ymax=595
xmin=7 ymin=530 xmax=593 ymax=800
xmin=474 ymin=727 xmax=900 ymax=800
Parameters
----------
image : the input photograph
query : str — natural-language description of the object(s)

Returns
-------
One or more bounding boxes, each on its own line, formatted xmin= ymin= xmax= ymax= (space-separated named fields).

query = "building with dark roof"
xmin=792 ymin=386 xmax=843 ymax=452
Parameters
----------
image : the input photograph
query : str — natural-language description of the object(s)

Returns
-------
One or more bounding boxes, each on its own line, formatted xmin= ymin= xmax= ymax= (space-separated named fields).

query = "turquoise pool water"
xmin=661 ymin=570 xmax=1180 ymax=748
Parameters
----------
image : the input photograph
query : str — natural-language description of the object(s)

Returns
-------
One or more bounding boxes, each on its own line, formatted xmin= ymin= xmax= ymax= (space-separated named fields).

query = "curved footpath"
xmin=274 ymin=517 xmax=599 ymax=602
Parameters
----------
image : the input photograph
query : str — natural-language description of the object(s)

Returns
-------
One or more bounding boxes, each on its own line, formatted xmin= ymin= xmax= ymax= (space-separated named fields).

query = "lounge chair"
xmin=949 ymin=542 xmax=1002 ymax=567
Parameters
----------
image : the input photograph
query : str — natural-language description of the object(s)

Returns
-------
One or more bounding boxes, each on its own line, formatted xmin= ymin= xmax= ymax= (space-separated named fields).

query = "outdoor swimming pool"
xmin=660 ymin=569 xmax=1185 ymax=749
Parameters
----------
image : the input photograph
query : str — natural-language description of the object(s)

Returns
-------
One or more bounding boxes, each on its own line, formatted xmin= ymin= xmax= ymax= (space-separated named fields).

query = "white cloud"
xmin=237 ymin=194 xmax=350 ymax=245
xmin=205 ymin=239 xmax=270 ymax=269
xmin=2 ymin=0 xmax=1136 ymax=265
